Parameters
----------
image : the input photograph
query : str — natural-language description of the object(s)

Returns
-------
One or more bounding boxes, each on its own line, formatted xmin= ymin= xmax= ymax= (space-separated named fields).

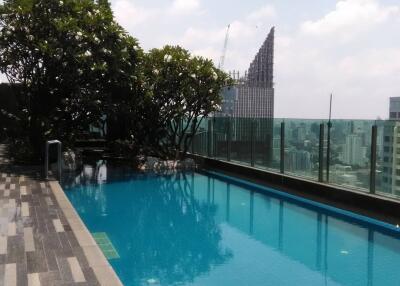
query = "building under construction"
xmin=214 ymin=27 xmax=275 ymax=166
xmin=218 ymin=26 xmax=275 ymax=118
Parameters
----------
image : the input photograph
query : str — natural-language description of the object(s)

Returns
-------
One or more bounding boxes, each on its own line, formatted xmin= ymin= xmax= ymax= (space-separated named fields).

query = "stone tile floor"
xmin=0 ymin=145 xmax=101 ymax=286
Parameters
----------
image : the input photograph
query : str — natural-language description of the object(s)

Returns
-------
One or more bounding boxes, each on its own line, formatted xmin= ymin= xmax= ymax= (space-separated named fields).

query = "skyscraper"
xmin=215 ymin=27 xmax=275 ymax=165
xmin=217 ymin=27 xmax=275 ymax=118
xmin=382 ymin=97 xmax=400 ymax=195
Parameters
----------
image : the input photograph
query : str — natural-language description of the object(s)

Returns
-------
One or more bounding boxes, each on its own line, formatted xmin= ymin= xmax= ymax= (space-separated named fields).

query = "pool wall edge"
xmin=49 ymin=180 xmax=124 ymax=286
xmin=190 ymin=154 xmax=400 ymax=227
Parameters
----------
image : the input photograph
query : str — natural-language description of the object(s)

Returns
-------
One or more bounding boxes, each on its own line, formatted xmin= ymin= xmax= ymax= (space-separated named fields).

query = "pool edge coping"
xmin=49 ymin=180 xmax=124 ymax=286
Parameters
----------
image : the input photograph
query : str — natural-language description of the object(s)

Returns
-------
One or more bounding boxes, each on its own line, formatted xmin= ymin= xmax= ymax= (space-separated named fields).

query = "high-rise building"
xmin=214 ymin=27 xmax=275 ymax=165
xmin=382 ymin=97 xmax=400 ymax=195
xmin=343 ymin=134 xmax=364 ymax=166
xmin=217 ymin=27 xmax=275 ymax=118
xmin=389 ymin=97 xmax=400 ymax=119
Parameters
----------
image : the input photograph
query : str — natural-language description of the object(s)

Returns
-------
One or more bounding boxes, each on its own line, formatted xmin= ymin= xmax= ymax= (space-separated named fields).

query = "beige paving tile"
xmin=24 ymin=227 xmax=35 ymax=252
xmin=63 ymin=208 xmax=80 ymax=220
xmin=52 ymin=219 xmax=64 ymax=233
xmin=4 ymin=189 xmax=9 ymax=197
xmin=28 ymin=273 xmax=41 ymax=286
xmin=5 ymin=263 xmax=17 ymax=286
xmin=0 ymin=184 xmax=4 ymax=190
xmin=49 ymin=180 xmax=123 ymax=285
xmin=10 ymin=183 xmax=15 ymax=190
xmin=21 ymin=202 xmax=30 ymax=217
xmin=45 ymin=197 xmax=53 ymax=206
xmin=6 ymin=177 xmax=11 ymax=183
xmin=74 ymin=230 xmax=96 ymax=247
xmin=8 ymin=199 xmax=15 ymax=208
xmin=82 ymin=245 xmax=109 ymax=267
xmin=67 ymin=257 xmax=86 ymax=282
xmin=92 ymin=266 xmax=123 ymax=286
xmin=19 ymin=176 xmax=25 ymax=183
xmin=20 ymin=186 xmax=27 ymax=195
xmin=0 ymin=235 xmax=7 ymax=254
xmin=8 ymin=222 xmax=16 ymax=236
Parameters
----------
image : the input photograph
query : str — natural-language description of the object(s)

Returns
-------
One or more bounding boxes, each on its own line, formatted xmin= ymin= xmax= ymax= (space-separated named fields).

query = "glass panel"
xmin=192 ymin=118 xmax=209 ymax=156
xmin=376 ymin=120 xmax=400 ymax=198
xmin=230 ymin=118 xmax=252 ymax=166
xmin=328 ymin=120 xmax=374 ymax=191
xmin=253 ymin=118 xmax=276 ymax=170
xmin=214 ymin=117 xmax=229 ymax=160
xmin=284 ymin=119 xmax=323 ymax=180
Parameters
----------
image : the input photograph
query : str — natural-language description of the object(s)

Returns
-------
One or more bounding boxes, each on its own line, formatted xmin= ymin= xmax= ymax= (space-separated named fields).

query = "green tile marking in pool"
xmin=92 ymin=232 xmax=120 ymax=260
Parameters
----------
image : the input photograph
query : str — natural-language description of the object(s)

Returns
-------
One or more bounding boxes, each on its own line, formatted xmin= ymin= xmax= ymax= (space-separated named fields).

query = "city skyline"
xmin=106 ymin=0 xmax=400 ymax=120
xmin=0 ymin=0 xmax=399 ymax=120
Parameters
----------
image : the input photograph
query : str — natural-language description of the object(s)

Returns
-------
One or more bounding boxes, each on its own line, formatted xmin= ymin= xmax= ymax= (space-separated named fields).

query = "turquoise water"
xmin=63 ymin=169 xmax=400 ymax=286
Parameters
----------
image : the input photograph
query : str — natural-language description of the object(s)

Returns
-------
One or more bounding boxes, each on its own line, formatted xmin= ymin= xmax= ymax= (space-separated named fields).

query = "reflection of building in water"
xmin=191 ymin=174 xmax=396 ymax=285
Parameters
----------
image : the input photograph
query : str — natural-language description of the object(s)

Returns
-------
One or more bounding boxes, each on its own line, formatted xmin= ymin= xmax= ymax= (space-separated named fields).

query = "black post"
xmin=280 ymin=122 xmax=285 ymax=174
xmin=326 ymin=121 xmax=332 ymax=182
xmin=326 ymin=94 xmax=333 ymax=182
xmin=213 ymin=117 xmax=217 ymax=158
xmin=207 ymin=120 xmax=212 ymax=157
xmin=227 ymin=118 xmax=231 ymax=161
xmin=319 ymin=123 xmax=325 ymax=182
xmin=250 ymin=119 xmax=255 ymax=167
xmin=191 ymin=134 xmax=195 ymax=154
xmin=370 ymin=125 xmax=377 ymax=194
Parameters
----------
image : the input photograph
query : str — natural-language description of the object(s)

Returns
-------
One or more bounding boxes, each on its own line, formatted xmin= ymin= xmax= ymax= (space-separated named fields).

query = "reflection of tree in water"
xmin=120 ymin=172 xmax=233 ymax=286
xmin=64 ymin=163 xmax=232 ymax=285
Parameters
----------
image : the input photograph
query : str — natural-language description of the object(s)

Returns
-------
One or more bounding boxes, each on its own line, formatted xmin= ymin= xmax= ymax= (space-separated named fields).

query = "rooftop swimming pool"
xmin=63 ymin=166 xmax=400 ymax=286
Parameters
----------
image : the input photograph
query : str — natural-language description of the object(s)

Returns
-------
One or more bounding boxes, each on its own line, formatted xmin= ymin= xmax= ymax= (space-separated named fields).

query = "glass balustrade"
xmin=190 ymin=117 xmax=400 ymax=201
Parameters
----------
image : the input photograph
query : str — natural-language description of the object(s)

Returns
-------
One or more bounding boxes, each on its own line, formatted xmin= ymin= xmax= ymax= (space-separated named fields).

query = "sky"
xmin=2 ymin=0 xmax=400 ymax=119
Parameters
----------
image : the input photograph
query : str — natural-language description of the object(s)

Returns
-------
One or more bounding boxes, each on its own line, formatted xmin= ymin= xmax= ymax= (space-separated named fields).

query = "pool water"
xmin=63 ymin=169 xmax=400 ymax=286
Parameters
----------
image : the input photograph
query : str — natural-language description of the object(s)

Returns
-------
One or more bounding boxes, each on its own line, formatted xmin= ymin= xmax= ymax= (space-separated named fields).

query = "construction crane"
xmin=218 ymin=24 xmax=230 ymax=70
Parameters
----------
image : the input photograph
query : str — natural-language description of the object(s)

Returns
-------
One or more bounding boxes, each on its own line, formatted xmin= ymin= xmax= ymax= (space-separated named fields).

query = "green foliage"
xmin=0 ymin=1 xmax=230 ymax=162
xmin=141 ymin=45 xmax=231 ymax=159
xmin=0 ymin=0 xmax=142 ymax=161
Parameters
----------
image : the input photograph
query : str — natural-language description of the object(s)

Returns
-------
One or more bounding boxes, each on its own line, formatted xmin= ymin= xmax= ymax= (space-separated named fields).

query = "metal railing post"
xmin=251 ymin=119 xmax=255 ymax=167
xmin=213 ymin=118 xmax=217 ymax=158
xmin=207 ymin=120 xmax=212 ymax=157
xmin=45 ymin=142 xmax=49 ymax=180
xmin=318 ymin=123 xmax=325 ymax=182
xmin=280 ymin=122 xmax=285 ymax=174
xmin=191 ymin=134 xmax=195 ymax=154
xmin=370 ymin=125 xmax=377 ymax=194
xmin=227 ymin=118 xmax=231 ymax=161
xmin=57 ymin=142 xmax=62 ymax=181
xmin=326 ymin=121 xmax=332 ymax=182
xmin=44 ymin=140 xmax=62 ymax=181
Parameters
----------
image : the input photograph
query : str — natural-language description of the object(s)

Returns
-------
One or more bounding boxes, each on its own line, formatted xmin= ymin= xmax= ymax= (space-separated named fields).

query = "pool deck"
xmin=0 ymin=145 xmax=122 ymax=286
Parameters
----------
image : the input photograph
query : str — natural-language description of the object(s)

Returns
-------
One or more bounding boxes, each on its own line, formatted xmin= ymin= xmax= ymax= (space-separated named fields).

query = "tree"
xmin=0 ymin=0 xmax=142 ymax=161
xmin=141 ymin=46 xmax=231 ymax=159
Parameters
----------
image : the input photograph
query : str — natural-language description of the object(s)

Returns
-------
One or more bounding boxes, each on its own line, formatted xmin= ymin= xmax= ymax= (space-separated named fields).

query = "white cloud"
xmin=113 ymin=1 xmax=159 ymax=29
xmin=170 ymin=0 xmax=200 ymax=14
xmin=301 ymin=0 xmax=399 ymax=38
xmin=177 ymin=6 xmax=276 ymax=70
xmin=247 ymin=5 xmax=276 ymax=22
